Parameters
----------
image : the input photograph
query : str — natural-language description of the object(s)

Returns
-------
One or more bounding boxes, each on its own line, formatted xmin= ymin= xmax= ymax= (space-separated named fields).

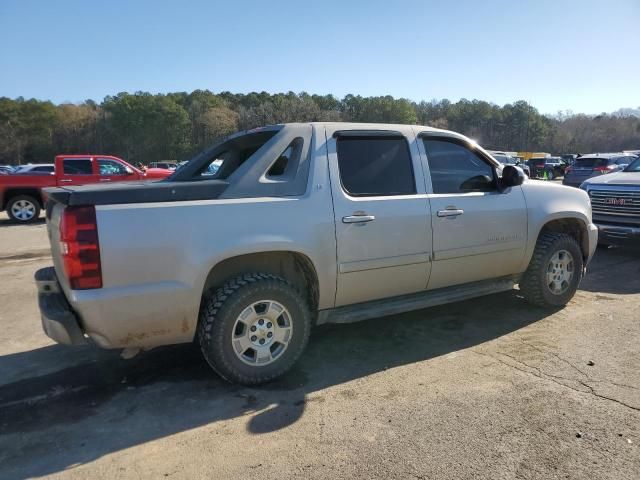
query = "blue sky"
xmin=1 ymin=0 xmax=638 ymax=114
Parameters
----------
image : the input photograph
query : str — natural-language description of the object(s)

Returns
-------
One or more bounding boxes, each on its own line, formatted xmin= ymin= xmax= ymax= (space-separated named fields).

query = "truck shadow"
xmin=579 ymin=245 xmax=640 ymax=294
xmin=0 ymin=217 xmax=45 ymax=228
xmin=0 ymin=292 xmax=552 ymax=478
xmin=0 ymin=247 xmax=637 ymax=478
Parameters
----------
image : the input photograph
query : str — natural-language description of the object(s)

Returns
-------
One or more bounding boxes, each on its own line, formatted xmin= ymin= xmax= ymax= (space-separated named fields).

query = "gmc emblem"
xmin=604 ymin=198 xmax=627 ymax=206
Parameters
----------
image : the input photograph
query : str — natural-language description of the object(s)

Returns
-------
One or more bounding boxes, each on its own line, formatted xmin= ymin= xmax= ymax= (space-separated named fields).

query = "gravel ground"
xmin=0 ymin=213 xmax=638 ymax=480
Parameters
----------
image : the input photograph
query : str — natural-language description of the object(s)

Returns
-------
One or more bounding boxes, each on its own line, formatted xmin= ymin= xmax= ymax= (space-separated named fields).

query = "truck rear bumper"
xmin=35 ymin=267 xmax=87 ymax=345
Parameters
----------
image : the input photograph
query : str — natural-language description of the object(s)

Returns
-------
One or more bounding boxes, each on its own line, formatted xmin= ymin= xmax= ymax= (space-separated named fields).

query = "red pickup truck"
xmin=0 ymin=155 xmax=171 ymax=222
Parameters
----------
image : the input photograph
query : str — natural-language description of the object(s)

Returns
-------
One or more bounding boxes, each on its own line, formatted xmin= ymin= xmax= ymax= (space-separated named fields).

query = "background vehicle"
xmin=0 ymin=165 xmax=16 ymax=174
xmin=0 ymin=155 xmax=171 ymax=222
xmin=37 ymin=123 xmax=597 ymax=385
xmin=149 ymin=161 xmax=177 ymax=170
xmin=560 ymin=154 xmax=578 ymax=165
xmin=528 ymin=157 xmax=567 ymax=179
xmin=11 ymin=164 xmax=55 ymax=174
xmin=563 ymin=153 xmax=636 ymax=187
xmin=581 ymin=157 xmax=640 ymax=245
xmin=488 ymin=151 xmax=530 ymax=176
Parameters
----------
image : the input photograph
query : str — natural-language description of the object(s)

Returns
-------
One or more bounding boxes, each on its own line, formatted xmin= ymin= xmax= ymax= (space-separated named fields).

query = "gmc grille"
xmin=589 ymin=189 xmax=640 ymax=216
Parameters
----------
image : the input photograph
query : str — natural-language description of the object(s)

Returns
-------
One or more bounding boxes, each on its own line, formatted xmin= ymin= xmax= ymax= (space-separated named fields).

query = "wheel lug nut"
xmin=251 ymin=335 xmax=257 ymax=341
xmin=258 ymin=319 xmax=264 ymax=325
xmin=259 ymin=338 xmax=265 ymax=345
xmin=267 ymin=332 xmax=273 ymax=338
xmin=267 ymin=322 xmax=272 ymax=328
xmin=250 ymin=326 xmax=256 ymax=332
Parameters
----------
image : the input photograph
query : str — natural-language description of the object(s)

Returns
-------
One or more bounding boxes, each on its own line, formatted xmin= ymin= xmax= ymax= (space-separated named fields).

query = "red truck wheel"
xmin=7 ymin=195 xmax=41 ymax=223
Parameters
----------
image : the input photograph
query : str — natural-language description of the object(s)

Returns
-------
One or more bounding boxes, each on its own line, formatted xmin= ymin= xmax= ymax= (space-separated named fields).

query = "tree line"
xmin=0 ymin=91 xmax=638 ymax=165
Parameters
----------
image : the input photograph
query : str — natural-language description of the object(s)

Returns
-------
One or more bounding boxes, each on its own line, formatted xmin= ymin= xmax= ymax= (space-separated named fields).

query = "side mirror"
xmin=499 ymin=165 xmax=525 ymax=192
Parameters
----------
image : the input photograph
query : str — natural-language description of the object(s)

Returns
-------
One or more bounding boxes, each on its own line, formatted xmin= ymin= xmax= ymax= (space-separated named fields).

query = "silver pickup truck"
xmin=36 ymin=123 xmax=598 ymax=385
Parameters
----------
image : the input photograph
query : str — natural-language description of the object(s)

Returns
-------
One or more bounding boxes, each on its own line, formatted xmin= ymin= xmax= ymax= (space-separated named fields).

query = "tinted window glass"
xmin=336 ymin=136 xmax=415 ymax=196
xmin=625 ymin=158 xmax=640 ymax=172
xmin=63 ymin=159 xmax=93 ymax=175
xmin=423 ymin=139 xmax=495 ymax=194
xmin=267 ymin=138 xmax=303 ymax=178
xmin=573 ymin=158 xmax=607 ymax=168
xmin=98 ymin=159 xmax=128 ymax=175
xmin=34 ymin=166 xmax=54 ymax=172
xmin=200 ymin=154 xmax=228 ymax=177
xmin=193 ymin=130 xmax=279 ymax=181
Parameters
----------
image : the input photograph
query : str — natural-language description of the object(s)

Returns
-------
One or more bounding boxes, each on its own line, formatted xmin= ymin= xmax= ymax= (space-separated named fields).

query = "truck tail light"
xmin=60 ymin=206 xmax=102 ymax=289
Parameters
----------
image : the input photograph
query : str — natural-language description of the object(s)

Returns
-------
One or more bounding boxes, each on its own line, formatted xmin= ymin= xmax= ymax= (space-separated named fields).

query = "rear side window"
xmin=336 ymin=136 xmax=416 ymax=196
xmin=423 ymin=138 xmax=495 ymax=194
xmin=63 ymin=159 xmax=93 ymax=175
xmin=34 ymin=166 xmax=54 ymax=172
xmin=267 ymin=138 xmax=303 ymax=178
xmin=574 ymin=158 xmax=607 ymax=168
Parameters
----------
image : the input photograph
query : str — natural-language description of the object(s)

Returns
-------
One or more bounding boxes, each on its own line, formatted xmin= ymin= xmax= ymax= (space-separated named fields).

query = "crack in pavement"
xmin=516 ymin=337 xmax=589 ymax=378
xmin=473 ymin=350 xmax=640 ymax=413
xmin=514 ymin=337 xmax=639 ymax=392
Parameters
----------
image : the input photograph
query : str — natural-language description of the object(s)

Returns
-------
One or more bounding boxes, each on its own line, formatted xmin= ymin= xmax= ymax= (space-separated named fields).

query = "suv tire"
xmin=198 ymin=273 xmax=311 ymax=385
xmin=519 ymin=232 xmax=583 ymax=307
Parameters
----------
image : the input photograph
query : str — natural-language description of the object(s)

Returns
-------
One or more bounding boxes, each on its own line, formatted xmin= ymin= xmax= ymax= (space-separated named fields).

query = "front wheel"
xmin=7 ymin=195 xmax=41 ymax=223
xmin=519 ymin=232 xmax=583 ymax=307
xmin=198 ymin=273 xmax=311 ymax=385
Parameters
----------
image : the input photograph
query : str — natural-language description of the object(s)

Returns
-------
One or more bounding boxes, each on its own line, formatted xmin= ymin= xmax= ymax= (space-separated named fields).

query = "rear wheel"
xmin=519 ymin=232 xmax=583 ymax=307
xmin=198 ymin=273 xmax=311 ymax=385
xmin=7 ymin=195 xmax=41 ymax=223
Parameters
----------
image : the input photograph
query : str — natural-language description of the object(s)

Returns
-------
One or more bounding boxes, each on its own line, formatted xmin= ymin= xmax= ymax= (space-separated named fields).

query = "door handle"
xmin=60 ymin=179 xmax=73 ymax=183
xmin=437 ymin=208 xmax=464 ymax=218
xmin=342 ymin=214 xmax=376 ymax=224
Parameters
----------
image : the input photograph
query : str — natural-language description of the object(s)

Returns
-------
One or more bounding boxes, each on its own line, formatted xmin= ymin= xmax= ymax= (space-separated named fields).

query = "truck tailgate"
xmin=44 ymin=179 xmax=229 ymax=207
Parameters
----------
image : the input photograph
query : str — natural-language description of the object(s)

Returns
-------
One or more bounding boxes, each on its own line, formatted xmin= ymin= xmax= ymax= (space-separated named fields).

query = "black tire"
xmin=519 ymin=232 xmax=583 ymax=307
xmin=547 ymin=170 xmax=555 ymax=180
xmin=6 ymin=195 xmax=41 ymax=223
xmin=197 ymin=273 xmax=311 ymax=385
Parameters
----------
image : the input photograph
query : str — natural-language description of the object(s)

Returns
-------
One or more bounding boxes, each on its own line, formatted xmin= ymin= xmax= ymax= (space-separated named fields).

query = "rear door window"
xmin=63 ymin=158 xmax=93 ymax=175
xmin=574 ymin=158 xmax=607 ymax=168
xmin=336 ymin=136 xmax=416 ymax=196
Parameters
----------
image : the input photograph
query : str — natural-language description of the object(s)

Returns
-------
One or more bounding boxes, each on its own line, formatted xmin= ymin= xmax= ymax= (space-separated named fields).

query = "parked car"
xmin=0 ymin=155 xmax=171 ymax=222
xmin=528 ymin=157 xmax=567 ymax=179
xmin=488 ymin=151 xmax=530 ymax=177
xmin=562 ymin=153 xmax=636 ymax=188
xmin=149 ymin=161 xmax=177 ymax=170
xmin=12 ymin=164 xmax=55 ymax=174
xmin=560 ymin=154 xmax=578 ymax=165
xmin=36 ymin=122 xmax=597 ymax=385
xmin=580 ymin=156 xmax=640 ymax=245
